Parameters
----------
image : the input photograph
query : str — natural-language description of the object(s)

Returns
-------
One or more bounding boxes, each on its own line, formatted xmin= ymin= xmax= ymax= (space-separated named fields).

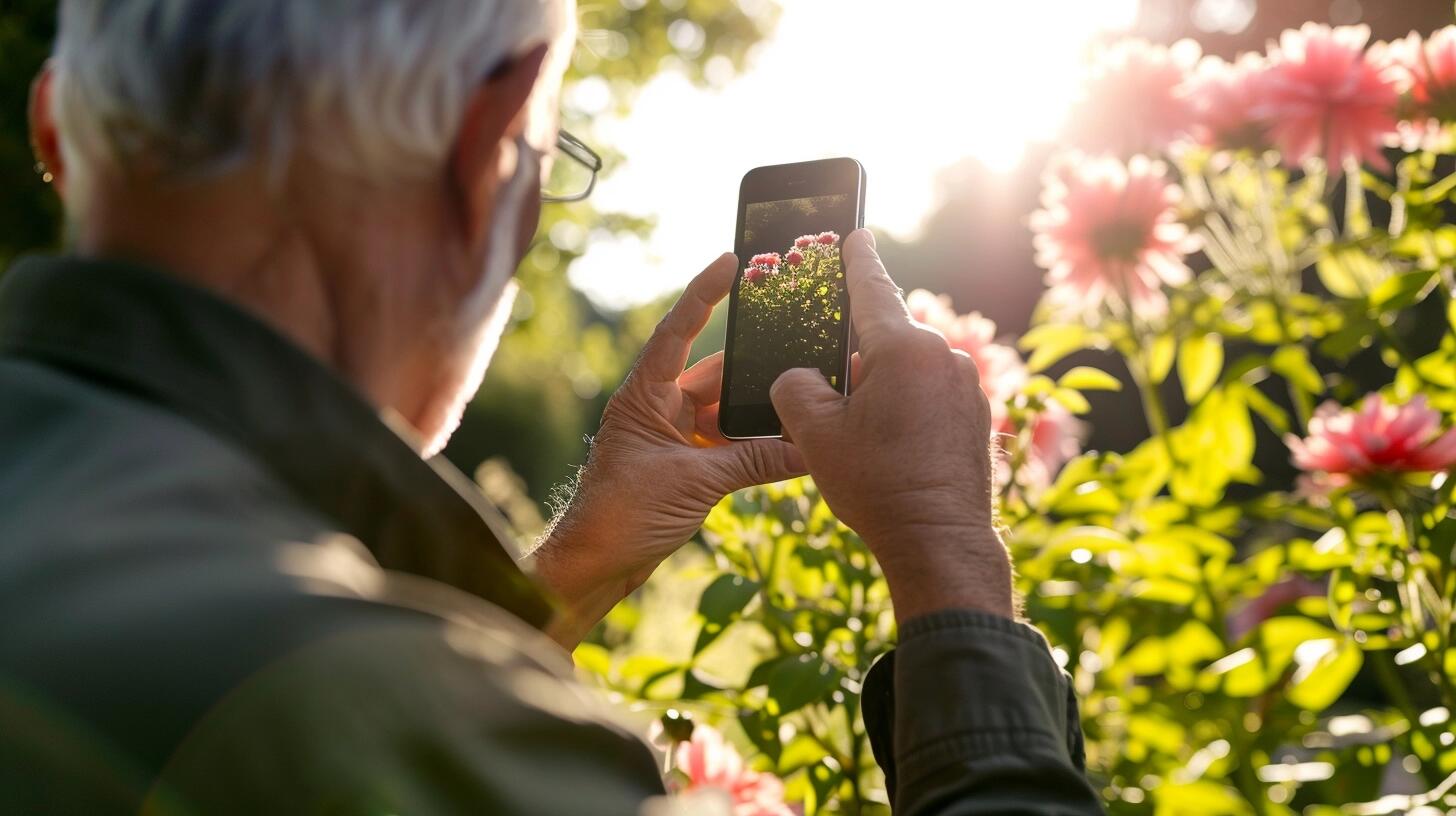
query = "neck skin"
xmin=70 ymin=163 xmax=474 ymax=448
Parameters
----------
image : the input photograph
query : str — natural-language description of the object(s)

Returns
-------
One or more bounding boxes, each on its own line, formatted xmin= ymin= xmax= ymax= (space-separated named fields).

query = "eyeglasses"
xmin=541 ymin=130 xmax=602 ymax=203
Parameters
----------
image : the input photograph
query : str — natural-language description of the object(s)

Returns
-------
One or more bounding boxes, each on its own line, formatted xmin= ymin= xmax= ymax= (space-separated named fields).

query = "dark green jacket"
xmin=0 ymin=256 xmax=1103 ymax=814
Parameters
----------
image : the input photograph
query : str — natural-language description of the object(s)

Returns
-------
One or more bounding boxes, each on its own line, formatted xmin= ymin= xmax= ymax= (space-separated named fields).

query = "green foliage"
xmin=586 ymin=116 xmax=1456 ymax=816
xmin=583 ymin=479 xmax=896 ymax=813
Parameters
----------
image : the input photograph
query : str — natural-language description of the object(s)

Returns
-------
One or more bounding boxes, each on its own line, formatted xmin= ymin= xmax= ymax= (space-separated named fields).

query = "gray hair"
xmin=52 ymin=0 xmax=571 ymax=188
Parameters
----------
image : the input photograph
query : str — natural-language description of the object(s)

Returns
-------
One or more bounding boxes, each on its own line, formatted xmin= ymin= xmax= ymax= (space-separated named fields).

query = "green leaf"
xmin=1287 ymin=637 xmax=1363 ymax=711
xmin=763 ymin=654 xmax=841 ymax=715
xmin=1148 ymin=333 xmax=1176 ymax=384
xmin=1057 ymin=366 xmax=1122 ymax=392
xmin=693 ymin=574 xmax=760 ymax=654
xmin=699 ymin=574 xmax=761 ymax=620
xmin=1269 ymin=346 xmax=1324 ymax=395
xmin=1370 ymin=269 xmax=1438 ymax=312
xmin=739 ymin=709 xmax=784 ymax=765
xmin=1154 ymin=781 xmax=1255 ymax=815
xmin=1178 ymin=333 xmax=1224 ymax=404
xmin=1317 ymin=245 xmax=1390 ymax=299
xmin=1020 ymin=323 xmax=1094 ymax=373
xmin=777 ymin=735 xmax=830 ymax=775
xmin=746 ymin=655 xmax=790 ymax=689
xmin=1242 ymin=384 xmax=1291 ymax=434
xmin=1051 ymin=387 xmax=1092 ymax=415
xmin=572 ymin=643 xmax=611 ymax=678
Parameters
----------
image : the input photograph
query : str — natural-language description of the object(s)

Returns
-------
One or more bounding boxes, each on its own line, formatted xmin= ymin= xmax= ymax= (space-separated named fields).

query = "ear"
xmin=450 ymin=44 xmax=551 ymax=251
xmin=29 ymin=61 xmax=66 ymax=198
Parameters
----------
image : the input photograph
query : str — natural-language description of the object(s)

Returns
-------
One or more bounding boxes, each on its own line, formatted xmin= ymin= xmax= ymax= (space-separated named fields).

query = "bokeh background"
xmin=2 ymin=0 xmax=1452 ymax=525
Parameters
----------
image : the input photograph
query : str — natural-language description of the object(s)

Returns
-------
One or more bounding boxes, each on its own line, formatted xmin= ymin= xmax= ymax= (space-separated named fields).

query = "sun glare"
xmin=569 ymin=0 xmax=1141 ymax=310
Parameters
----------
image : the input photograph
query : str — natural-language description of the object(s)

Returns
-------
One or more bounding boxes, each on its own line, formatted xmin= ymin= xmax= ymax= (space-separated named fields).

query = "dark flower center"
xmin=1090 ymin=221 xmax=1148 ymax=261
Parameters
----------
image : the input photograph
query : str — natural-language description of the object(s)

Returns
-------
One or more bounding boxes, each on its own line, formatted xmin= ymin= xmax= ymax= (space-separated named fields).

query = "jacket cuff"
xmin=861 ymin=610 xmax=1084 ymax=795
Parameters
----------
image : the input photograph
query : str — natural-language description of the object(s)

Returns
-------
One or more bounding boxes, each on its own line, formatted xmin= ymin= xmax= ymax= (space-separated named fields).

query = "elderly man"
xmin=0 ymin=1 xmax=1102 ymax=813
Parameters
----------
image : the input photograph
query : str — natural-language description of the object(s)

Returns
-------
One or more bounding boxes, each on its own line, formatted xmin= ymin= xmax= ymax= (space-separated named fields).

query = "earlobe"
xmin=29 ymin=61 xmax=66 ymax=197
xmin=448 ymin=43 xmax=552 ymax=250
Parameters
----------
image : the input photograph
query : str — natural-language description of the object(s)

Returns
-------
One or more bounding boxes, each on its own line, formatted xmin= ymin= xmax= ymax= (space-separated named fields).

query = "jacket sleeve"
xmin=146 ymin=617 xmax=666 ymax=816
xmin=860 ymin=610 xmax=1104 ymax=815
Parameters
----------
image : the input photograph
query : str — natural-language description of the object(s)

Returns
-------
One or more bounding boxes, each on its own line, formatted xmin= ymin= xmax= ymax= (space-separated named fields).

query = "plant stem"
xmin=1371 ymin=652 xmax=1446 ymax=789
xmin=1344 ymin=159 xmax=1369 ymax=239
xmin=1200 ymin=567 xmax=1269 ymax=815
xmin=1130 ymin=351 xmax=1170 ymax=438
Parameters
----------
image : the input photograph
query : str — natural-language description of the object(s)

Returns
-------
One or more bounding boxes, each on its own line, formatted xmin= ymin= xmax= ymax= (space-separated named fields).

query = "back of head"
xmin=51 ymin=0 xmax=571 ymax=210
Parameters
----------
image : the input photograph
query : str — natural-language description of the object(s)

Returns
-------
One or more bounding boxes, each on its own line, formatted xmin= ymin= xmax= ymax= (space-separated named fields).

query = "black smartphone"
xmin=719 ymin=158 xmax=866 ymax=439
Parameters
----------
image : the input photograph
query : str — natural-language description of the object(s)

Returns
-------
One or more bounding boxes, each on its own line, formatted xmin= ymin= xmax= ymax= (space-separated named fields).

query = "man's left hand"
xmin=532 ymin=253 xmax=807 ymax=648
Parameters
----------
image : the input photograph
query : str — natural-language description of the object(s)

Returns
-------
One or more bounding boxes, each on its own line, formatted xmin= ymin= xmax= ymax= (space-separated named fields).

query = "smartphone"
xmin=719 ymin=158 xmax=866 ymax=439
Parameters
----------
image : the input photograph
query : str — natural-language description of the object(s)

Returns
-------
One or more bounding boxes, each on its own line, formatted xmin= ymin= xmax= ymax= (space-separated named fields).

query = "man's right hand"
xmin=769 ymin=229 xmax=1015 ymax=623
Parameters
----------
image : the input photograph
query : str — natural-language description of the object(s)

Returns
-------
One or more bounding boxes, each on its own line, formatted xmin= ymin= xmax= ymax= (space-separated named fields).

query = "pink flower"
xmin=1002 ymin=402 xmax=1084 ymax=490
xmin=794 ymin=235 xmax=816 ymax=249
xmin=816 ymin=232 xmax=839 ymax=246
xmin=1381 ymin=27 xmax=1456 ymax=116
xmin=1287 ymin=394 xmax=1456 ymax=484
xmin=750 ymin=253 xmax=781 ymax=269
xmin=744 ymin=266 xmax=766 ymax=284
xmin=1067 ymin=38 xmax=1201 ymax=156
xmin=905 ymin=291 xmax=1026 ymax=408
xmin=1030 ymin=153 xmax=1197 ymax=316
xmin=1187 ymin=54 xmax=1275 ymax=151
xmin=1376 ymin=28 xmax=1456 ymax=150
xmin=1253 ymin=23 xmax=1401 ymax=172
xmin=673 ymin=725 xmax=794 ymax=816
xmin=785 ymin=250 xmax=805 ymax=266
xmin=1227 ymin=577 xmax=1326 ymax=641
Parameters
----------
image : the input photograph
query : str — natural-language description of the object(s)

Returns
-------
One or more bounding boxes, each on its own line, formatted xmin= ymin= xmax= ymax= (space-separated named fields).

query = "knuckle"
xmin=892 ymin=326 xmax=953 ymax=363
xmin=653 ymin=312 xmax=683 ymax=342
xmin=745 ymin=442 xmax=776 ymax=480
xmin=950 ymin=349 xmax=983 ymax=387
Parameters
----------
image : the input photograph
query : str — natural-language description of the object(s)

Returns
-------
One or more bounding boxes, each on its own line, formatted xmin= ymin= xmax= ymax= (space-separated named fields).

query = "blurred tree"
xmin=447 ymin=0 xmax=781 ymax=501
xmin=0 ymin=1 xmax=59 ymax=267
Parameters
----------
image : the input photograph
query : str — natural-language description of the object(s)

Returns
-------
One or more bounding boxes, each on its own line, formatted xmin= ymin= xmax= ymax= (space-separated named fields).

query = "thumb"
xmin=770 ymin=368 xmax=844 ymax=445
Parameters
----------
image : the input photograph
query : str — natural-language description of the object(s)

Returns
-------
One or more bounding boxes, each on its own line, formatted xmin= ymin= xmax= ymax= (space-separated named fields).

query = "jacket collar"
xmin=0 ymin=255 xmax=552 ymax=629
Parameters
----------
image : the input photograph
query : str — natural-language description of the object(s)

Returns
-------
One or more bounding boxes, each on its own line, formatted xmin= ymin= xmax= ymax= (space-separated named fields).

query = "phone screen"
xmin=720 ymin=160 xmax=864 ymax=439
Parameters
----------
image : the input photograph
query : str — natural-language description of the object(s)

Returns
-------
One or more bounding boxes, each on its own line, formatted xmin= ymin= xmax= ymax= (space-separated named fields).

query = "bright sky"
xmin=568 ymin=0 xmax=1142 ymax=311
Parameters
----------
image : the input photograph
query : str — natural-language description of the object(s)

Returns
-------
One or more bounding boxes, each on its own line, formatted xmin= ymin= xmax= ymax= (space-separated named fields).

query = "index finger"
xmin=841 ymin=229 xmax=915 ymax=352
xmin=636 ymin=252 xmax=738 ymax=381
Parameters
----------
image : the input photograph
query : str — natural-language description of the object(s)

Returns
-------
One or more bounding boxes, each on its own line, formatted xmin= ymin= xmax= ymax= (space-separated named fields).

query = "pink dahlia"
xmin=794 ymin=235 xmax=816 ymax=249
xmin=673 ymin=725 xmax=793 ymax=816
xmin=1187 ymin=53 xmax=1275 ymax=151
xmin=1253 ymin=23 xmax=1401 ymax=172
xmin=1287 ymin=394 xmax=1456 ymax=484
xmin=785 ymin=249 xmax=805 ymax=266
xmin=1007 ymin=401 xmax=1084 ymax=490
xmin=1030 ymin=153 xmax=1197 ymax=316
xmin=744 ymin=266 xmax=766 ymax=284
xmin=1376 ymin=27 xmax=1456 ymax=150
xmin=1067 ymin=38 xmax=1201 ymax=156
xmin=1381 ymin=27 xmax=1456 ymax=114
xmin=816 ymin=232 xmax=839 ymax=246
